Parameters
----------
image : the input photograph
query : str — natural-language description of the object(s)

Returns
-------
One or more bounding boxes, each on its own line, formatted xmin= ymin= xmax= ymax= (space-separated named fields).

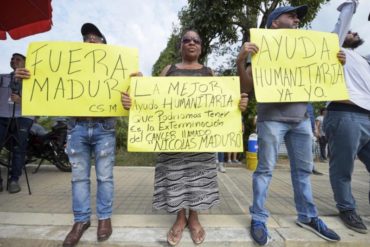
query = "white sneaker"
xmin=218 ymin=163 xmax=226 ymax=173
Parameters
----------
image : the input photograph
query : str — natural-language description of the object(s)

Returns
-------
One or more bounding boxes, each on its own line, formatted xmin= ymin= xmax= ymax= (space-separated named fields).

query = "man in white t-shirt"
xmin=324 ymin=0 xmax=370 ymax=234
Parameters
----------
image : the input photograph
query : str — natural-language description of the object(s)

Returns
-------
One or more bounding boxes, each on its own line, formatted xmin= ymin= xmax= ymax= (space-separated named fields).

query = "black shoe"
xmin=8 ymin=180 xmax=21 ymax=194
xmin=312 ymin=169 xmax=323 ymax=175
xmin=339 ymin=210 xmax=368 ymax=234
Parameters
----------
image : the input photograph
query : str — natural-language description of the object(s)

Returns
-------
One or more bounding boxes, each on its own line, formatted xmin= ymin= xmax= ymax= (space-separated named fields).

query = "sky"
xmin=1 ymin=0 xmax=370 ymax=75
xmin=310 ymin=0 xmax=370 ymax=56
xmin=1 ymin=0 xmax=187 ymax=75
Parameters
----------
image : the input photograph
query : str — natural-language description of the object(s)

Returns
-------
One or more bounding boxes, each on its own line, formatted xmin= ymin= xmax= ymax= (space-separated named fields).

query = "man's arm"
xmin=236 ymin=42 xmax=259 ymax=94
xmin=236 ymin=57 xmax=253 ymax=94
xmin=333 ymin=0 xmax=358 ymax=46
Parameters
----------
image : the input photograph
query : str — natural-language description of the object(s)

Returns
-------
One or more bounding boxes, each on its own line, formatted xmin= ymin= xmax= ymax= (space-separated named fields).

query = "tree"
xmin=152 ymin=30 xmax=182 ymax=76
xmin=179 ymin=0 xmax=329 ymax=62
xmin=154 ymin=0 xmax=330 ymax=75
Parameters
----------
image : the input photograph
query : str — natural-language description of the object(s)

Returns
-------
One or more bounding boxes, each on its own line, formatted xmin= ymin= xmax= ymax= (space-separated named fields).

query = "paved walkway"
xmin=0 ymin=160 xmax=369 ymax=246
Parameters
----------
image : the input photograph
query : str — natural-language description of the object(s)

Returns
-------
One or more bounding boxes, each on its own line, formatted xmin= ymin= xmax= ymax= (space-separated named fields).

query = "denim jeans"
xmin=324 ymin=111 xmax=370 ymax=212
xmin=217 ymin=152 xmax=224 ymax=162
xmin=317 ymin=136 xmax=328 ymax=160
xmin=250 ymin=119 xmax=318 ymax=223
xmin=0 ymin=117 xmax=33 ymax=182
xmin=66 ymin=118 xmax=116 ymax=222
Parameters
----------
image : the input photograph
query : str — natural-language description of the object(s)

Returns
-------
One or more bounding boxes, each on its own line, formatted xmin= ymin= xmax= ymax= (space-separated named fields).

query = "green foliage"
xmin=115 ymin=117 xmax=128 ymax=150
xmin=217 ymin=56 xmax=257 ymax=142
xmin=179 ymin=0 xmax=244 ymax=62
xmin=152 ymin=29 xmax=182 ymax=76
xmin=116 ymin=149 xmax=157 ymax=166
xmin=115 ymin=117 xmax=157 ymax=166
xmin=37 ymin=117 xmax=54 ymax=131
xmin=312 ymin=102 xmax=326 ymax=116
xmin=154 ymin=0 xmax=330 ymax=68
xmin=36 ymin=116 xmax=129 ymax=151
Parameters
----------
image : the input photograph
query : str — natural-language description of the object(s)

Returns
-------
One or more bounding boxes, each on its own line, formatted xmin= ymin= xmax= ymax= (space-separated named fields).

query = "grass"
xmin=115 ymin=149 xmax=157 ymax=166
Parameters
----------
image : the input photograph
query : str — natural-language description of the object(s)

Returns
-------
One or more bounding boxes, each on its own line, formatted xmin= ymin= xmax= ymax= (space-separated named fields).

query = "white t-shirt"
xmin=316 ymin=115 xmax=325 ymax=137
xmin=333 ymin=0 xmax=370 ymax=111
xmin=342 ymin=49 xmax=370 ymax=111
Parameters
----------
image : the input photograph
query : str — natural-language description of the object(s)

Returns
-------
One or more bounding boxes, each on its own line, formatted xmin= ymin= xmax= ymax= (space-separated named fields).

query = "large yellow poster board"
xmin=128 ymin=76 xmax=243 ymax=152
xmin=22 ymin=41 xmax=139 ymax=116
xmin=250 ymin=28 xmax=349 ymax=102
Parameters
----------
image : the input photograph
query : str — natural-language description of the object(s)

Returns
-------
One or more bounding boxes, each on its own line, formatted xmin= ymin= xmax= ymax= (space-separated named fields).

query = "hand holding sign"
xmin=127 ymin=76 xmax=243 ymax=152
xmin=250 ymin=28 xmax=349 ymax=103
xmin=237 ymin=42 xmax=259 ymax=63
xmin=22 ymin=41 xmax=139 ymax=116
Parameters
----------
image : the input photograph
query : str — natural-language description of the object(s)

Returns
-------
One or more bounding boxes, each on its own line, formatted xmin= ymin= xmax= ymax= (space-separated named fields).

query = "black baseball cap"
xmin=81 ymin=23 xmax=107 ymax=44
xmin=267 ymin=5 xmax=308 ymax=28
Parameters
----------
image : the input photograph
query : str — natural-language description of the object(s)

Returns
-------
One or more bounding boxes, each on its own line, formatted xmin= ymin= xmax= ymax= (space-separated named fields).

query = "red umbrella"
xmin=0 ymin=0 xmax=52 ymax=40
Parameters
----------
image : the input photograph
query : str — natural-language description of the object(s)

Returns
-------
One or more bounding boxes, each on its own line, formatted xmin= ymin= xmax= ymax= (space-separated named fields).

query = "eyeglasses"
xmin=83 ymin=34 xmax=104 ymax=43
xmin=181 ymin=37 xmax=201 ymax=45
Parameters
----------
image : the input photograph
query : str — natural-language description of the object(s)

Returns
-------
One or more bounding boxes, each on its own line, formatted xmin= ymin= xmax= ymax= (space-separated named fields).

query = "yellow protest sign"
xmin=22 ymin=41 xmax=139 ymax=116
xmin=128 ymin=77 xmax=243 ymax=152
xmin=250 ymin=28 xmax=348 ymax=102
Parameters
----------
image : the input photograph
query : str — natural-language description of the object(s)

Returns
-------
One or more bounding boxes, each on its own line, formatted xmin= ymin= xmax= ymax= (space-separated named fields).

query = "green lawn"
xmin=115 ymin=149 xmax=157 ymax=166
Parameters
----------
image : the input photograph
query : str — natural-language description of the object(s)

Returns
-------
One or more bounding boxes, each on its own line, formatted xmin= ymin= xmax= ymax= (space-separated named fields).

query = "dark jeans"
xmin=0 ymin=117 xmax=33 ymax=182
xmin=324 ymin=110 xmax=370 ymax=211
xmin=318 ymin=136 xmax=328 ymax=160
xmin=217 ymin=152 xmax=224 ymax=162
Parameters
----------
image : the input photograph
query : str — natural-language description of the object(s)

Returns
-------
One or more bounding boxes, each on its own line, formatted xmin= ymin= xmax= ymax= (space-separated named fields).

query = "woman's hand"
xmin=238 ymin=93 xmax=249 ymax=112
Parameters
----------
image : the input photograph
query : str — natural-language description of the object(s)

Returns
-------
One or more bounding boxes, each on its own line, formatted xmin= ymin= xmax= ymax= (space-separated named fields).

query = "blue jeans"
xmin=66 ymin=118 xmax=116 ymax=222
xmin=250 ymin=119 xmax=318 ymax=223
xmin=0 ymin=117 xmax=33 ymax=182
xmin=324 ymin=111 xmax=370 ymax=212
xmin=217 ymin=152 xmax=224 ymax=162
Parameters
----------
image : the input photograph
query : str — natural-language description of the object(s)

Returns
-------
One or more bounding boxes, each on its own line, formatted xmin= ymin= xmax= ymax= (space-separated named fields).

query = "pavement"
xmin=0 ymin=160 xmax=369 ymax=246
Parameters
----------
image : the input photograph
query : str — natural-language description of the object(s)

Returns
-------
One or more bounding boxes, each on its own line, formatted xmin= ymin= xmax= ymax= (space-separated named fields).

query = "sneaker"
xmin=250 ymin=220 xmax=271 ymax=246
xmin=218 ymin=163 xmax=226 ymax=173
xmin=296 ymin=217 xmax=340 ymax=242
xmin=8 ymin=180 xmax=21 ymax=194
xmin=339 ymin=210 xmax=368 ymax=234
xmin=232 ymin=159 xmax=239 ymax=163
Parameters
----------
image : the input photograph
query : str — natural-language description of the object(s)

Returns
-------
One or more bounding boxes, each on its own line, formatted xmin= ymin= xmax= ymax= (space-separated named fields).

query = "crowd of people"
xmin=0 ymin=0 xmax=369 ymax=246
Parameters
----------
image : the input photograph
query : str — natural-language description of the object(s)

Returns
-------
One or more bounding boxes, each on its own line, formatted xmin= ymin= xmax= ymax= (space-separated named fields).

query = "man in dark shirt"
xmin=0 ymin=53 xmax=33 ymax=194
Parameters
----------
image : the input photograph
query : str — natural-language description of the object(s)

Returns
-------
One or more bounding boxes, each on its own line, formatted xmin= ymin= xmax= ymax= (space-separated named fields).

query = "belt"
xmin=328 ymin=102 xmax=370 ymax=115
